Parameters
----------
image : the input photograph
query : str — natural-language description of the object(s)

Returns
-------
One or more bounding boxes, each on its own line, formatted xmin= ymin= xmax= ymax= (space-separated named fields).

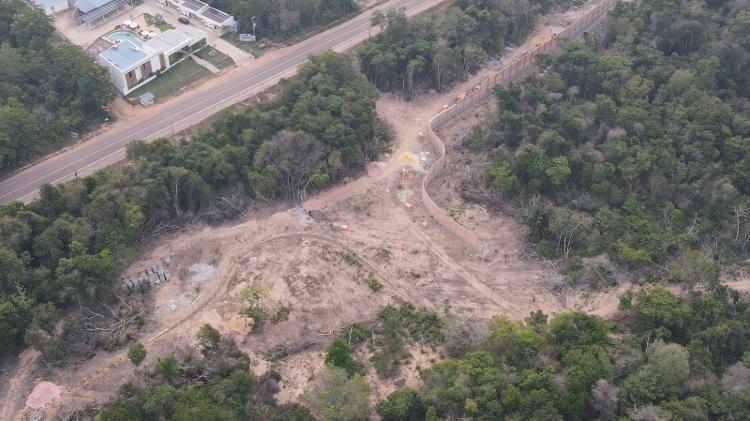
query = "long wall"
xmin=422 ymin=0 xmax=619 ymax=255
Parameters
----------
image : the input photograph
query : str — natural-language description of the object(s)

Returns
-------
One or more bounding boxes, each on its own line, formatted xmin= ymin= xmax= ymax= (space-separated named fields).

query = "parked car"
xmin=178 ymin=17 xmax=190 ymax=25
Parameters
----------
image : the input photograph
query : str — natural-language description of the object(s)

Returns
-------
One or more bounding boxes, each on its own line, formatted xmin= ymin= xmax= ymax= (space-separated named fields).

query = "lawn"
xmin=194 ymin=46 xmax=235 ymax=69
xmin=144 ymin=13 xmax=175 ymax=32
xmin=128 ymin=58 xmax=210 ymax=103
xmin=221 ymin=33 xmax=268 ymax=58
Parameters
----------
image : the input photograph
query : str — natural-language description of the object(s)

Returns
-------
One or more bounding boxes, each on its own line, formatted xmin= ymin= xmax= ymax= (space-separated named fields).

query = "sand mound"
xmin=25 ymin=381 xmax=61 ymax=409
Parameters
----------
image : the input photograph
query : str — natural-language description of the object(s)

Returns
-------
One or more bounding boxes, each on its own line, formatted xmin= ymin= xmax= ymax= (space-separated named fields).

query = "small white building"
xmin=98 ymin=26 xmax=207 ymax=95
xmin=167 ymin=0 xmax=236 ymax=35
xmin=34 ymin=0 xmax=71 ymax=15
xmin=198 ymin=7 xmax=235 ymax=32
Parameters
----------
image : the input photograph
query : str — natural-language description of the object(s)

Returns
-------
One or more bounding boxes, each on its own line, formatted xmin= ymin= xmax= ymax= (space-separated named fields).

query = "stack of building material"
xmin=122 ymin=261 xmax=170 ymax=289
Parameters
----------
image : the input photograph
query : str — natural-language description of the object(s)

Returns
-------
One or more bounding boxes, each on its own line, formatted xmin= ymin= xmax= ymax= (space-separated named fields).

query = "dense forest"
xmin=464 ymin=0 xmax=750 ymax=278
xmin=208 ymin=0 xmax=359 ymax=38
xmin=98 ymin=285 xmax=750 ymax=420
xmin=0 ymin=52 xmax=386 ymax=361
xmin=99 ymin=325 xmax=315 ymax=420
xmin=370 ymin=284 xmax=750 ymax=420
xmin=6 ymin=0 xmax=750 ymax=418
xmin=0 ymin=0 xmax=114 ymax=174
xmin=358 ymin=0 xmax=584 ymax=98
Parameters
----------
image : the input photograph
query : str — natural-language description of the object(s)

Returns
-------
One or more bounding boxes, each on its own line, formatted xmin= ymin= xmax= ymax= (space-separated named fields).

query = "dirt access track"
xmin=0 ymin=1 xmax=623 ymax=418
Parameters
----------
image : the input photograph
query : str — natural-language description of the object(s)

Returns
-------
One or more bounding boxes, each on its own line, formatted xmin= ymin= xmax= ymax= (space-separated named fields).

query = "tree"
xmin=143 ymin=384 xmax=176 ymax=416
xmin=548 ymin=312 xmax=611 ymax=355
xmin=720 ymin=362 xmax=750 ymax=398
xmin=663 ymin=397 xmax=708 ymax=421
xmin=302 ymin=367 xmax=371 ymax=421
xmin=591 ymin=379 xmax=619 ymax=420
xmin=325 ymin=338 xmax=360 ymax=376
xmin=53 ymin=249 xmax=118 ymax=304
xmin=128 ymin=342 xmax=147 ymax=366
xmin=0 ymin=290 xmax=34 ymax=357
xmin=0 ymin=246 xmax=23 ymax=293
xmin=621 ymin=341 xmax=690 ymax=405
xmin=629 ymin=287 xmax=685 ymax=339
xmin=253 ymin=130 xmax=326 ymax=200
xmin=377 ymin=388 xmax=422 ymax=421
xmin=667 ymin=250 xmax=719 ymax=286
xmin=196 ymin=324 xmax=221 ymax=356
xmin=418 ymin=352 xmax=503 ymax=419
xmin=487 ymin=161 xmax=518 ymax=195
xmin=155 ymin=356 xmax=179 ymax=383
xmin=486 ymin=316 xmax=544 ymax=367
xmin=0 ymin=215 xmax=31 ymax=252
xmin=9 ymin=7 xmax=53 ymax=49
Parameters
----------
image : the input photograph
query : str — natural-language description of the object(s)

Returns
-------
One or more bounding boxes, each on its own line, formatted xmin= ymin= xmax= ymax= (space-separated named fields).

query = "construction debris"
xmin=121 ymin=260 xmax=170 ymax=290
xmin=331 ymin=222 xmax=349 ymax=231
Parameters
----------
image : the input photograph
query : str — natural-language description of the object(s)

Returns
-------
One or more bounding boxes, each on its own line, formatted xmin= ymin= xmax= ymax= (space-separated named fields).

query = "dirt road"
xmin=1 ymin=1 xmax=617 ymax=417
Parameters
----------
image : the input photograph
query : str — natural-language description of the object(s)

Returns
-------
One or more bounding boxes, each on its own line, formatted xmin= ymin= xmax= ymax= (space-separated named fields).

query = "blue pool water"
xmin=106 ymin=30 xmax=144 ymax=48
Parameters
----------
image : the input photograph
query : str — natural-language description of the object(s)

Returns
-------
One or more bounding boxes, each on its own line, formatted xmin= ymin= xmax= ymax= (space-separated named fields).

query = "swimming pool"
xmin=105 ymin=30 xmax=143 ymax=48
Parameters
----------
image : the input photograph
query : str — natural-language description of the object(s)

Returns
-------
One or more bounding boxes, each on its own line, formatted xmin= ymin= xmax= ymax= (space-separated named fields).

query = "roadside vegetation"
xmin=0 ymin=1 xmax=114 ymax=174
xmin=358 ymin=0 xmax=585 ymax=98
xmin=453 ymin=0 xmax=750 ymax=281
xmin=7 ymin=0 xmax=750 ymax=419
xmin=208 ymin=0 xmax=360 ymax=39
xmin=0 ymin=52 xmax=386 ymax=361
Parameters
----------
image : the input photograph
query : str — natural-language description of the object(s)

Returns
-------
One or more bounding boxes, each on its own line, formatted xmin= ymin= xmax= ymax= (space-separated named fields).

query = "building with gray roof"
xmin=98 ymin=26 xmax=207 ymax=96
xmin=74 ymin=0 xmax=130 ymax=28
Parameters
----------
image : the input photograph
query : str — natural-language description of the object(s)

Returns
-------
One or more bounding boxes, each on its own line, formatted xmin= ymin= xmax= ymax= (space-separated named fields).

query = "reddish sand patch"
xmin=25 ymin=382 xmax=61 ymax=409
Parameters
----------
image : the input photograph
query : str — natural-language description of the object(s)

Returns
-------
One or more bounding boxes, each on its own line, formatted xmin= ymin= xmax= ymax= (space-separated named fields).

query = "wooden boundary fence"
xmin=421 ymin=0 xmax=618 ymax=255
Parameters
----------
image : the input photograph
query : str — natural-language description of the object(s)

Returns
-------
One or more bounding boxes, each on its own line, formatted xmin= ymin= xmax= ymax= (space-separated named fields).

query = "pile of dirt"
xmin=25 ymin=382 xmax=61 ymax=409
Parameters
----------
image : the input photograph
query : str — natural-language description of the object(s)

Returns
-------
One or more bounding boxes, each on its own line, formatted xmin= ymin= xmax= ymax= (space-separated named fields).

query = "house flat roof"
xmin=181 ymin=0 xmax=206 ymax=12
xmin=99 ymin=40 xmax=150 ymax=71
xmin=200 ymin=7 xmax=231 ymax=24
xmin=145 ymin=26 xmax=206 ymax=53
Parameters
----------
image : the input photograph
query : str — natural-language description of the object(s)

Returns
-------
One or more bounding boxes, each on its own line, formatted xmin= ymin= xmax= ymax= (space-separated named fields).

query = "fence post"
xmin=420 ymin=0 xmax=619 ymax=253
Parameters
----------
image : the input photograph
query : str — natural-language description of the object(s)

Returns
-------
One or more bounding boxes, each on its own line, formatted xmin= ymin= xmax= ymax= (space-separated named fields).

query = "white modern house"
xmin=98 ymin=26 xmax=207 ymax=95
xmin=146 ymin=25 xmax=207 ymax=67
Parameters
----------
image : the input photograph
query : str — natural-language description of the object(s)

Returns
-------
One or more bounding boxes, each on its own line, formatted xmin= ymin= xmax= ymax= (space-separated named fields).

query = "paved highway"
xmin=0 ymin=0 xmax=441 ymax=204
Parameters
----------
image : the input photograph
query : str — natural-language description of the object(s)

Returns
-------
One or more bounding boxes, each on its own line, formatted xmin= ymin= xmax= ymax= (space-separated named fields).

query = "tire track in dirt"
xmin=3 ymin=3 xmax=614 ymax=416
xmin=0 ymin=350 xmax=41 ymax=421
xmin=384 ymin=189 xmax=526 ymax=316
xmin=11 ymin=231 xmax=403 ymax=419
xmin=146 ymin=231 xmax=411 ymax=343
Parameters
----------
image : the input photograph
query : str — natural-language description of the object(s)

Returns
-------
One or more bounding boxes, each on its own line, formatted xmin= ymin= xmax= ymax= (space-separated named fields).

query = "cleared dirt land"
xmin=1 ymin=1 xmax=630 ymax=418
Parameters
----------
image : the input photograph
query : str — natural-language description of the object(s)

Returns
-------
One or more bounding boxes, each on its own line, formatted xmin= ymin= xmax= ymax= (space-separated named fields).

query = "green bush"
xmin=127 ymin=342 xmax=147 ymax=366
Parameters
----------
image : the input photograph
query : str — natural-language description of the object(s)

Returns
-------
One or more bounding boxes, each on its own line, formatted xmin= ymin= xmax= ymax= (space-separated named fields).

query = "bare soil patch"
xmin=25 ymin=382 xmax=61 ymax=409
xmin=2 ymin=2 xmax=628 ymax=417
